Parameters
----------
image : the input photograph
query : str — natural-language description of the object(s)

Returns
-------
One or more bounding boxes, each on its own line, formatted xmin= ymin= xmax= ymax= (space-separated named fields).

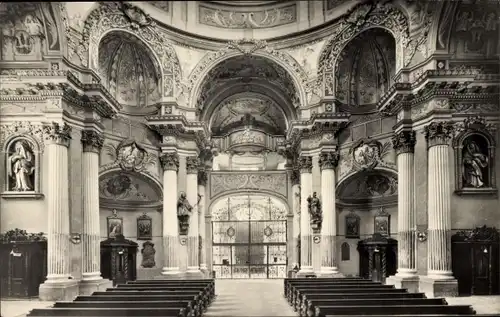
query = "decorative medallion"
xmin=104 ymin=139 xmax=156 ymax=172
xmin=350 ymin=139 xmax=390 ymax=171
xmin=226 ymin=227 xmax=236 ymax=238
xmin=263 ymin=226 xmax=273 ymax=237
xmin=313 ymin=236 xmax=321 ymax=244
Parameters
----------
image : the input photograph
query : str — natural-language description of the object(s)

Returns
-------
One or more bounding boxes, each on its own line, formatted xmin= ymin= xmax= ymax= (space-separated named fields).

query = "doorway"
xmin=211 ymin=195 xmax=288 ymax=279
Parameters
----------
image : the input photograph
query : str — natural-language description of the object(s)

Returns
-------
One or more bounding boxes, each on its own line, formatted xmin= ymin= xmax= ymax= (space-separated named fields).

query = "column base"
xmin=154 ymin=272 xmax=184 ymax=280
xmin=419 ymin=276 xmax=458 ymax=298
xmin=318 ymin=267 xmax=344 ymax=278
xmin=386 ymin=274 xmax=419 ymax=293
xmin=186 ymin=267 xmax=204 ymax=279
xmin=39 ymin=279 xmax=79 ymax=301
xmin=79 ymin=278 xmax=113 ymax=296
xmin=296 ymin=266 xmax=315 ymax=277
xmin=200 ymin=264 xmax=209 ymax=278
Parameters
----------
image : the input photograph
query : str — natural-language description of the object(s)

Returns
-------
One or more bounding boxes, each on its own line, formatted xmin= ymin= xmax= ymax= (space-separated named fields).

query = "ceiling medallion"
xmin=264 ymin=226 xmax=273 ymax=237
xmin=226 ymin=227 xmax=236 ymax=237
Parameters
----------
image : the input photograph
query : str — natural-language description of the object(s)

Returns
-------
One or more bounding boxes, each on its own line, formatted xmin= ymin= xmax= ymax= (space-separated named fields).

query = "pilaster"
xmin=290 ymin=167 xmax=301 ymax=269
xmin=186 ymin=156 xmax=203 ymax=278
xmin=296 ymin=155 xmax=314 ymax=276
xmin=39 ymin=122 xmax=79 ymax=301
xmin=198 ymin=168 xmax=208 ymax=276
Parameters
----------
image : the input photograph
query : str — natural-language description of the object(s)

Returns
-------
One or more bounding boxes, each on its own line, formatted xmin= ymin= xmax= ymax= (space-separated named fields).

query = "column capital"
xmin=392 ymin=130 xmax=416 ymax=155
xmin=298 ymin=155 xmax=313 ymax=174
xmin=319 ymin=151 xmax=339 ymax=170
xmin=290 ymin=168 xmax=301 ymax=186
xmin=81 ymin=130 xmax=104 ymax=153
xmin=424 ymin=121 xmax=454 ymax=147
xmin=186 ymin=156 xmax=200 ymax=174
xmin=160 ymin=152 xmax=179 ymax=171
xmin=198 ymin=169 xmax=208 ymax=186
xmin=43 ymin=122 xmax=72 ymax=147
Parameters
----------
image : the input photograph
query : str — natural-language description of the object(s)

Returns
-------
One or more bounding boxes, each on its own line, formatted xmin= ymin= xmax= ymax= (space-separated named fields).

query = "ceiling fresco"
xmin=197 ymin=55 xmax=299 ymax=120
xmin=98 ymin=32 xmax=162 ymax=112
xmin=335 ymin=28 xmax=396 ymax=113
xmin=210 ymin=93 xmax=287 ymax=134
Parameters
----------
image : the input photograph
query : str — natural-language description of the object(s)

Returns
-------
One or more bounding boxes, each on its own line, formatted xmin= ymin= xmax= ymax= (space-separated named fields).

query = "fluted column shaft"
xmin=198 ymin=169 xmax=208 ymax=272
xmin=186 ymin=157 xmax=201 ymax=274
xmin=425 ymin=122 xmax=454 ymax=279
xmin=160 ymin=153 xmax=180 ymax=275
xmin=298 ymin=156 xmax=313 ymax=274
xmin=393 ymin=130 xmax=418 ymax=276
xmin=81 ymin=130 xmax=104 ymax=281
xmin=319 ymin=152 xmax=339 ymax=274
xmin=291 ymin=168 xmax=301 ymax=267
xmin=44 ymin=123 xmax=72 ymax=282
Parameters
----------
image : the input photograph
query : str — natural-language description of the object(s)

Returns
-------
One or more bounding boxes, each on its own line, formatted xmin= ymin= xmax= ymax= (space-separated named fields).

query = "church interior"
xmin=0 ymin=1 xmax=499 ymax=316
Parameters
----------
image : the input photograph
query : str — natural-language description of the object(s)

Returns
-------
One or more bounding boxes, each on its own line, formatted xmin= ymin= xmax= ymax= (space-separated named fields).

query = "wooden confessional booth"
xmin=452 ymin=226 xmax=499 ymax=296
xmin=358 ymin=233 xmax=397 ymax=283
xmin=100 ymin=234 xmax=138 ymax=285
xmin=0 ymin=231 xmax=47 ymax=298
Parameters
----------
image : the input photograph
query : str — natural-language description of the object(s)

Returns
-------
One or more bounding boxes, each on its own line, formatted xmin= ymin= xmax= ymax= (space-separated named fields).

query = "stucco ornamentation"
xmin=210 ymin=172 xmax=287 ymax=199
xmin=78 ymin=2 xmax=182 ymax=98
xmin=198 ymin=3 xmax=296 ymax=29
xmin=103 ymin=139 xmax=157 ymax=172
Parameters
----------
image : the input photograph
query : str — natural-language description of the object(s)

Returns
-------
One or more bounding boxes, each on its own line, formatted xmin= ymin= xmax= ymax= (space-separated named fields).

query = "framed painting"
xmin=137 ymin=213 xmax=152 ymax=240
xmin=107 ymin=209 xmax=123 ymax=238
xmin=374 ymin=208 xmax=390 ymax=236
xmin=345 ymin=210 xmax=360 ymax=239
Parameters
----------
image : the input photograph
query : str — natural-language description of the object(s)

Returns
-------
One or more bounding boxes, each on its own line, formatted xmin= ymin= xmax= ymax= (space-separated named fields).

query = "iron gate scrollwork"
xmin=212 ymin=195 xmax=288 ymax=279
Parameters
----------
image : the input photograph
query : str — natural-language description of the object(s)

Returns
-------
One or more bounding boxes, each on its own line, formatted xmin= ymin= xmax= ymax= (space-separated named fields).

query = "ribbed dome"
xmin=206 ymin=1 xmax=284 ymax=6
xmin=98 ymin=32 xmax=161 ymax=110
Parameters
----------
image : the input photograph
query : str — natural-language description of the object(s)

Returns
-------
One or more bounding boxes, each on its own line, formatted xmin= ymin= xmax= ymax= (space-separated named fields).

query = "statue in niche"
xmin=307 ymin=192 xmax=322 ymax=231
xmin=177 ymin=191 xmax=193 ymax=235
xmin=140 ymin=241 xmax=156 ymax=268
xmin=7 ymin=140 xmax=35 ymax=191
xmin=462 ymin=137 xmax=489 ymax=188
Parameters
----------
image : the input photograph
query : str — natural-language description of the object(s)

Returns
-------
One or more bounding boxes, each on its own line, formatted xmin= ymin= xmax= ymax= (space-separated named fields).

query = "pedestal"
xmin=419 ymin=276 xmax=458 ymax=298
xmin=78 ymin=279 xmax=113 ymax=296
xmin=386 ymin=275 xmax=420 ymax=293
xmin=39 ymin=280 xmax=79 ymax=301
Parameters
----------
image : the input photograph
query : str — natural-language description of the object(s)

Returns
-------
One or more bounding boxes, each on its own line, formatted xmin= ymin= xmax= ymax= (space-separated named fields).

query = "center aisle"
xmin=204 ymin=279 xmax=297 ymax=316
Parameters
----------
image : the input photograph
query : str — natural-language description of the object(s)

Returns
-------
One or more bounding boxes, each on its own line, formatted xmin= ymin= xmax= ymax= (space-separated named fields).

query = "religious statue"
xmin=307 ymin=192 xmax=322 ymax=232
xmin=462 ymin=140 xmax=489 ymax=188
xmin=7 ymin=141 xmax=35 ymax=191
xmin=177 ymin=191 xmax=193 ymax=235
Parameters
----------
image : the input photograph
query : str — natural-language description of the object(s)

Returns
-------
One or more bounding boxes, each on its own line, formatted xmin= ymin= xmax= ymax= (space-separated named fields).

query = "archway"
xmin=210 ymin=194 xmax=288 ymax=279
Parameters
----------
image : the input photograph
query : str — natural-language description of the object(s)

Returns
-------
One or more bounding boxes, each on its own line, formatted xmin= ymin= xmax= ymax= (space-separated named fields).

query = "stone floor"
xmin=204 ymin=279 xmax=297 ymax=316
xmin=2 ymin=281 xmax=500 ymax=317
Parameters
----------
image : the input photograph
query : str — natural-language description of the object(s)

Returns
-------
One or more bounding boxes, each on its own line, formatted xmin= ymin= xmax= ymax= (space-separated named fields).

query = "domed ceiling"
xmin=210 ymin=93 xmax=287 ymax=134
xmin=205 ymin=1 xmax=285 ymax=6
xmin=335 ymin=28 xmax=396 ymax=113
xmin=98 ymin=32 xmax=162 ymax=113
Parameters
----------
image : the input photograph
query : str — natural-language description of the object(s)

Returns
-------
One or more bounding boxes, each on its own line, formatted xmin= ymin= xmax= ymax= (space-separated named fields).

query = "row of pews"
xmin=27 ymin=279 xmax=215 ymax=317
xmin=284 ymin=277 xmax=486 ymax=317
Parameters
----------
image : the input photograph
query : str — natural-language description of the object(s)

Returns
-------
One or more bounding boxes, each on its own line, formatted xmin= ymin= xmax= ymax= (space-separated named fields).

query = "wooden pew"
xmin=283 ymin=277 xmax=366 ymax=296
xmin=27 ymin=307 xmax=187 ymax=317
xmin=284 ymin=278 xmax=377 ymax=299
xmin=312 ymin=305 xmax=475 ymax=317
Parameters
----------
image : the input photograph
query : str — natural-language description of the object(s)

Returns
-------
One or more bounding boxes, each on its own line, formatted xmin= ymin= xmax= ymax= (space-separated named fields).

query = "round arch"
xmin=317 ymin=4 xmax=410 ymax=81
xmin=187 ymin=48 xmax=308 ymax=112
xmin=79 ymin=2 xmax=182 ymax=98
xmin=209 ymin=191 xmax=290 ymax=219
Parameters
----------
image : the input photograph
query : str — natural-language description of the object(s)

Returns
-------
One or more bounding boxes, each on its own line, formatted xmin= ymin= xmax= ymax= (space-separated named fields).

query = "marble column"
xmin=386 ymin=130 xmax=419 ymax=292
xmin=186 ymin=156 xmax=203 ymax=278
xmin=297 ymin=156 xmax=314 ymax=276
xmin=79 ymin=130 xmax=112 ymax=295
xmin=158 ymin=152 xmax=181 ymax=278
xmin=419 ymin=122 xmax=458 ymax=297
xmin=198 ymin=168 xmax=208 ymax=276
xmin=290 ymin=168 xmax=301 ymax=269
xmin=39 ymin=123 xmax=79 ymax=301
xmin=319 ymin=151 xmax=341 ymax=277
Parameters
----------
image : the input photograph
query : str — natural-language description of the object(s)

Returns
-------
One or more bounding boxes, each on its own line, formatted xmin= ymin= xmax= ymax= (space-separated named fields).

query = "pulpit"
xmin=100 ymin=234 xmax=138 ymax=285
xmin=357 ymin=233 xmax=397 ymax=282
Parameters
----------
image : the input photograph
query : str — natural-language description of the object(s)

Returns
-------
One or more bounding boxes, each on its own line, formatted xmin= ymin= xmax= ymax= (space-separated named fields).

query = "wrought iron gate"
xmin=212 ymin=195 xmax=287 ymax=279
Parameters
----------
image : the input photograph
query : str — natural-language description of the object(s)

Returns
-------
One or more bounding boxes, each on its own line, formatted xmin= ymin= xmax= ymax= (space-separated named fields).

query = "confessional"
xmin=0 ymin=240 xmax=47 ymax=298
xmin=452 ymin=226 xmax=499 ymax=296
xmin=100 ymin=234 xmax=138 ymax=285
xmin=357 ymin=233 xmax=397 ymax=283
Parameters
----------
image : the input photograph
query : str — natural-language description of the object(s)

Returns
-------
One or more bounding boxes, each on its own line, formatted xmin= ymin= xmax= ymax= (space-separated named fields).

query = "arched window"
xmin=341 ymin=242 xmax=350 ymax=261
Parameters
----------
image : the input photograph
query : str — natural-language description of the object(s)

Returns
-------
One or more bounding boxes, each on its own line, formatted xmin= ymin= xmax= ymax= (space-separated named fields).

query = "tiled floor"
xmin=204 ymin=279 xmax=297 ymax=316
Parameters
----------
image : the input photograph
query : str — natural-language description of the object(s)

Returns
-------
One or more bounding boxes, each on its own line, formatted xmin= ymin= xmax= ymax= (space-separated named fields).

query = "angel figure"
xmin=8 ymin=141 xmax=35 ymax=191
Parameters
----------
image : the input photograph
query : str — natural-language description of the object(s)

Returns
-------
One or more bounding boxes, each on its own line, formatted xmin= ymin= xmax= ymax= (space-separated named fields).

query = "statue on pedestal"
xmin=177 ymin=191 xmax=192 ymax=235
xmin=307 ymin=192 xmax=322 ymax=232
